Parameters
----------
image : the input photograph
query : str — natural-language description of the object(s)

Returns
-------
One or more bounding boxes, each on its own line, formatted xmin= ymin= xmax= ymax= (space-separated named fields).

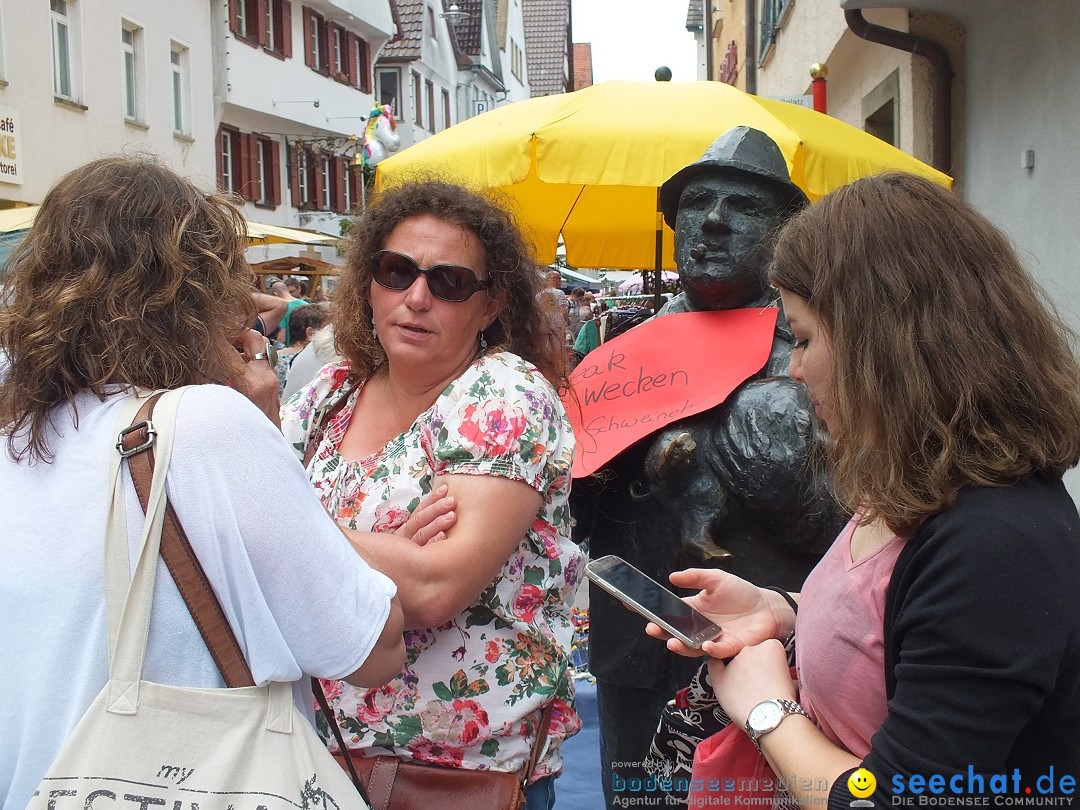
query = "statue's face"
xmin=674 ymin=174 xmax=788 ymax=311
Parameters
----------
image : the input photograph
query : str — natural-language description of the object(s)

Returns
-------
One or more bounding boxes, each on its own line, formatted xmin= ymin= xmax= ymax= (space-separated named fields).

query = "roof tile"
xmin=383 ymin=0 xmax=424 ymax=60
xmin=686 ymin=0 xmax=704 ymax=31
xmin=522 ymin=0 xmax=571 ymax=97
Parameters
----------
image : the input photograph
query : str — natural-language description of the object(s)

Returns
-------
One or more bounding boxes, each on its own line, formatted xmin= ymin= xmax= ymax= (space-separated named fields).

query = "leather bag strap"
xmin=122 ymin=393 xmax=255 ymax=689
xmin=522 ymin=700 xmax=555 ymax=787
xmin=302 ymin=390 xmax=352 ymax=469
xmin=366 ymin=759 xmax=398 ymax=810
xmin=313 ymin=677 xmax=372 ymax=805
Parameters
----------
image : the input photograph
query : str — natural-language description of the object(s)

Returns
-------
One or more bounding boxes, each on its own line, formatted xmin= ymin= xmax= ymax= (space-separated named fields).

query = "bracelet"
xmin=762 ymin=586 xmax=798 ymax=654
xmin=762 ymin=585 xmax=798 ymax=615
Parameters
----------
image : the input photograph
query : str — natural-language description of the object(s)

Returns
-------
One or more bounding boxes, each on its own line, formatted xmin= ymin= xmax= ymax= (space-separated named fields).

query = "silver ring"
xmin=253 ymin=343 xmax=279 ymax=367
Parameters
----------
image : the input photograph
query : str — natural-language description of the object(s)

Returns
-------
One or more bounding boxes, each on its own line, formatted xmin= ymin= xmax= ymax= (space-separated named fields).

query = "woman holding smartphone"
xmin=649 ymin=172 xmax=1080 ymax=804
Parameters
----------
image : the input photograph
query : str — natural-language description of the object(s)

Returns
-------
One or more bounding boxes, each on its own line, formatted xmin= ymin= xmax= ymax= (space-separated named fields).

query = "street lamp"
xmin=439 ymin=3 xmax=471 ymax=27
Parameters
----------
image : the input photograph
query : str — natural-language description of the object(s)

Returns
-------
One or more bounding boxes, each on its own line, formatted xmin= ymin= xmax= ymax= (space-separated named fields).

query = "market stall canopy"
xmin=250 ymin=255 xmax=340 ymax=298
xmin=376 ymin=80 xmax=951 ymax=271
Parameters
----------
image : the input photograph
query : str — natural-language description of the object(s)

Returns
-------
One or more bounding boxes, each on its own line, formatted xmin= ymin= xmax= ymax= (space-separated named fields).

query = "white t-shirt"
xmin=0 ymin=385 xmax=397 ymax=810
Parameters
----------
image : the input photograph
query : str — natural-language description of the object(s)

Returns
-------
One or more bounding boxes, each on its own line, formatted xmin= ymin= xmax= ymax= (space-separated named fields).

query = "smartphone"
xmin=585 ymin=555 xmax=722 ymax=649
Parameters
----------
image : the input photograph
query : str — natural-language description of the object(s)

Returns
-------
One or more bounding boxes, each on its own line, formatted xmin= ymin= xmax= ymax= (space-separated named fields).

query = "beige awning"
xmin=0 ymin=207 xmax=337 ymax=247
xmin=0 ymin=205 xmax=38 ymax=234
xmin=245 ymin=221 xmax=337 ymax=246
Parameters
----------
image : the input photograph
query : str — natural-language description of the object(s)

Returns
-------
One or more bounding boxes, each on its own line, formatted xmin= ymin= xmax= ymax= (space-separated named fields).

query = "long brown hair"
xmin=334 ymin=179 xmax=568 ymax=388
xmin=769 ymin=172 xmax=1080 ymax=536
xmin=0 ymin=156 xmax=255 ymax=461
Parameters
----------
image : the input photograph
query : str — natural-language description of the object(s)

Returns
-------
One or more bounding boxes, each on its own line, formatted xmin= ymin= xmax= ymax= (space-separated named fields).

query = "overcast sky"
xmin=571 ymin=0 xmax=699 ymax=84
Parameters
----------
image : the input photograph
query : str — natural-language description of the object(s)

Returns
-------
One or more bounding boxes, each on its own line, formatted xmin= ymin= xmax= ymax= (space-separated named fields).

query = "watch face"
xmin=748 ymin=700 xmax=784 ymax=733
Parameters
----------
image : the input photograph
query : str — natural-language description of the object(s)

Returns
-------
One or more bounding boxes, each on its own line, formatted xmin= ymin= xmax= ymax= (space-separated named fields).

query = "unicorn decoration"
xmin=361 ymin=104 xmax=401 ymax=167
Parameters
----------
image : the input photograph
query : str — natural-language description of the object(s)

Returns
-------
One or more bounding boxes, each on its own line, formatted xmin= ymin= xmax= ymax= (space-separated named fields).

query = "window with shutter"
xmin=758 ymin=0 xmax=791 ymax=67
xmin=264 ymin=0 xmax=290 ymax=56
xmin=217 ymin=126 xmax=244 ymax=195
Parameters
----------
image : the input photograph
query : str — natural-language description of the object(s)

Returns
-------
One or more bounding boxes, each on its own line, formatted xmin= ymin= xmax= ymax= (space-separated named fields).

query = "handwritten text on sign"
xmin=563 ymin=308 xmax=779 ymax=477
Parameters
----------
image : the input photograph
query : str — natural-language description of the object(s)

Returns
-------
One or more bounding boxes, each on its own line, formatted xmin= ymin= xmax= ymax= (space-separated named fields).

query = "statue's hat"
xmin=659 ymin=126 xmax=809 ymax=229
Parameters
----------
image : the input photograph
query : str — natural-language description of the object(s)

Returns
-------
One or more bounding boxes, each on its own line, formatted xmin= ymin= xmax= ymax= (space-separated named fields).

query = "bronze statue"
xmin=572 ymin=127 xmax=845 ymax=808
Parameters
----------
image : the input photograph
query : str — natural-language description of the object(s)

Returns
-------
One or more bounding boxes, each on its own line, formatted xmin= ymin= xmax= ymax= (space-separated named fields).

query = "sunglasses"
xmin=369 ymin=250 xmax=490 ymax=303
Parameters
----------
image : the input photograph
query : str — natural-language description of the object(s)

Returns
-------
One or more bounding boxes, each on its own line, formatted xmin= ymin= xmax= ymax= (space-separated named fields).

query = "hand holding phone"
xmin=585 ymin=555 xmax=722 ymax=649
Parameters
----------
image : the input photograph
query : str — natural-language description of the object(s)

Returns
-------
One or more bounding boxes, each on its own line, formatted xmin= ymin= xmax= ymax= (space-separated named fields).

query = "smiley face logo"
xmin=848 ymin=769 xmax=876 ymax=798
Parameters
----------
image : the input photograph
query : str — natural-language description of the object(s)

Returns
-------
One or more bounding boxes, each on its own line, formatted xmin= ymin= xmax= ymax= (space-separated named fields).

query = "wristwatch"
xmin=745 ymin=698 xmax=810 ymax=750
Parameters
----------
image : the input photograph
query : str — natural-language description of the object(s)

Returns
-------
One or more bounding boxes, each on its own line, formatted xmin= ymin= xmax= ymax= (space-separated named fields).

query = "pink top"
xmin=795 ymin=515 xmax=904 ymax=757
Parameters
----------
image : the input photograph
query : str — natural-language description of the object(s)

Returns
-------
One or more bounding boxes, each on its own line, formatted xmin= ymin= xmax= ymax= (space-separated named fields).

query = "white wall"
xmin=499 ymin=0 xmax=530 ymax=103
xmin=757 ymin=5 xmax=922 ymax=160
xmin=779 ymin=0 xmax=1080 ymax=501
xmin=0 ymin=0 xmax=216 ymax=204
xmin=956 ymin=0 xmax=1080 ymax=499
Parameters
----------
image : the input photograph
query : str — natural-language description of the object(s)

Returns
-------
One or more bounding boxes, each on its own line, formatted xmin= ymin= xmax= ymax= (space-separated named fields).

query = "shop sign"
xmin=0 ymin=104 xmax=21 ymax=185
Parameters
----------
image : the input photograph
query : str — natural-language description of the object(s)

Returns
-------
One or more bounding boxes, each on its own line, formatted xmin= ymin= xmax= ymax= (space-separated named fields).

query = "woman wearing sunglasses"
xmin=281 ymin=180 xmax=580 ymax=809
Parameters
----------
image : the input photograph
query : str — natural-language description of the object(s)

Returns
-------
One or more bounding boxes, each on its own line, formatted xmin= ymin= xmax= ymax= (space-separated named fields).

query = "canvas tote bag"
xmin=28 ymin=389 xmax=370 ymax=810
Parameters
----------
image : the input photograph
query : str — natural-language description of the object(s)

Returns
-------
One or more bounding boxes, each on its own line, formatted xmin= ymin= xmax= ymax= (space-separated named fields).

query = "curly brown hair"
xmin=334 ymin=179 xmax=568 ymax=387
xmin=769 ymin=172 xmax=1080 ymax=537
xmin=0 ymin=156 xmax=255 ymax=461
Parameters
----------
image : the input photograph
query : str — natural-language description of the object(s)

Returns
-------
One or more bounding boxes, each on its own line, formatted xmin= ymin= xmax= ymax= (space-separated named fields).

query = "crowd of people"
xmin=2 ymin=147 xmax=1079 ymax=810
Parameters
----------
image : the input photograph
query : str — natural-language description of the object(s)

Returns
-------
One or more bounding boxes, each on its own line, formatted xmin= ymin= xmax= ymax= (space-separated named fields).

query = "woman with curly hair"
xmin=0 ymin=157 xmax=410 ymax=809
xmin=281 ymin=179 xmax=581 ymax=809
xmin=650 ymin=172 xmax=1080 ymax=805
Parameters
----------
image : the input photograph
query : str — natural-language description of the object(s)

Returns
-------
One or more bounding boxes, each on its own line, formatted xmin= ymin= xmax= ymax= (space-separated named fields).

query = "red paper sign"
xmin=563 ymin=308 xmax=778 ymax=478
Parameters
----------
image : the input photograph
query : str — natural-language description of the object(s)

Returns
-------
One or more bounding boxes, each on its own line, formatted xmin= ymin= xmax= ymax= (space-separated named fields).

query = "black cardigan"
xmin=827 ymin=476 xmax=1080 ymax=809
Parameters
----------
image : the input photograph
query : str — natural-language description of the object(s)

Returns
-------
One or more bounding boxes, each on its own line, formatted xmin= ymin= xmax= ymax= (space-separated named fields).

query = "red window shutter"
xmin=322 ymin=19 xmax=332 ymax=74
xmin=227 ymin=0 xmax=239 ymax=34
xmin=313 ymin=157 xmax=325 ymax=210
xmin=358 ymin=38 xmax=371 ymax=92
xmin=413 ymin=72 xmax=422 ymax=126
xmin=344 ymin=32 xmax=357 ymax=85
xmin=237 ymin=134 xmax=253 ymax=201
xmin=256 ymin=0 xmax=269 ymax=46
xmin=289 ymin=144 xmax=301 ymax=207
xmin=302 ymin=7 xmax=314 ymax=68
xmin=270 ymin=140 xmax=282 ymax=205
xmin=281 ymin=1 xmax=293 ymax=57
xmin=332 ymin=157 xmax=346 ymax=213
xmin=215 ymin=128 xmax=226 ymax=191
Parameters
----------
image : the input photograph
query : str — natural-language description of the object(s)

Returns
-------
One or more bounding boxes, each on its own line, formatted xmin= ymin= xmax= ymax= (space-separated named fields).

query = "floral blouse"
xmin=280 ymin=351 xmax=582 ymax=780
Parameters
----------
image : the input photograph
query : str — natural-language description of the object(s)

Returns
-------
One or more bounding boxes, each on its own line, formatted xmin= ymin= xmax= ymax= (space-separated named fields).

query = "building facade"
xmin=0 ymin=0 xmax=216 ymax=207
xmin=691 ymin=0 xmax=1080 ymax=500
xmin=214 ymin=0 xmax=398 ymax=235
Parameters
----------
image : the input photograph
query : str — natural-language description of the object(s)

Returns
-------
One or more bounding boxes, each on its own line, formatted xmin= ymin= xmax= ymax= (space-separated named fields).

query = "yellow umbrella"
xmin=376 ymin=80 xmax=951 ymax=270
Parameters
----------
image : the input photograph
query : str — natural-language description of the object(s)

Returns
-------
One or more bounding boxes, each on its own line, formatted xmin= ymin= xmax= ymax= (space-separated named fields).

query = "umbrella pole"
xmin=654 ymin=189 xmax=663 ymax=312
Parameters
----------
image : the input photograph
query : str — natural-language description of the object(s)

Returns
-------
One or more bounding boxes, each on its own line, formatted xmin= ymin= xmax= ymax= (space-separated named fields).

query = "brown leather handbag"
xmin=313 ymin=664 xmax=556 ymax=810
